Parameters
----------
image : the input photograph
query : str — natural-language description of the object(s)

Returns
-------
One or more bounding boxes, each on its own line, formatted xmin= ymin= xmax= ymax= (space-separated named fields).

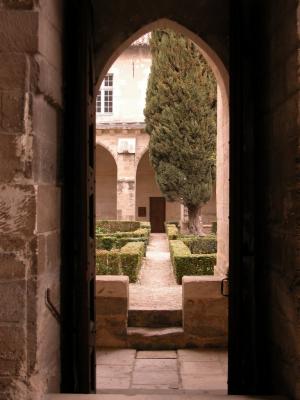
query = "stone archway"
xmin=94 ymin=17 xmax=229 ymax=274
xmin=135 ymin=150 xmax=181 ymax=225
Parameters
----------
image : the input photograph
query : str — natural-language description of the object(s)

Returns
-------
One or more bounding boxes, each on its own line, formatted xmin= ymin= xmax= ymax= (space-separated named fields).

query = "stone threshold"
xmin=47 ymin=393 xmax=286 ymax=399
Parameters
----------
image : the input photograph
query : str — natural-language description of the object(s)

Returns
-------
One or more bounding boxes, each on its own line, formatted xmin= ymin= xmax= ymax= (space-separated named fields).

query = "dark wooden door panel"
xmin=61 ymin=0 xmax=96 ymax=393
xmin=150 ymin=197 xmax=166 ymax=233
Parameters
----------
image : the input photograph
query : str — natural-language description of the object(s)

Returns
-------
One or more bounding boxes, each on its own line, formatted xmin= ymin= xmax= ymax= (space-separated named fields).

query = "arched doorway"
xmin=93 ymin=17 xmax=230 ymax=393
xmin=63 ymin=5 xmax=232 ymax=395
xmin=95 ymin=144 xmax=117 ymax=220
xmin=95 ymin=18 xmax=229 ymax=276
xmin=136 ymin=150 xmax=181 ymax=232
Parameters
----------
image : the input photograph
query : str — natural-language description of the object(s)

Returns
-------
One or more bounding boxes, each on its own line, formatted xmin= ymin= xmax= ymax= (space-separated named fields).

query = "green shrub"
xmin=116 ymin=236 xmax=147 ymax=250
xmin=96 ymin=220 xmax=140 ymax=233
xmin=181 ymin=235 xmax=217 ymax=254
xmin=169 ymin=240 xmax=215 ymax=284
xmin=96 ymin=235 xmax=117 ymax=250
xmin=167 ymin=221 xmax=180 ymax=228
xmin=95 ymin=249 xmax=121 ymax=275
xmin=120 ymin=242 xmax=144 ymax=283
xmin=166 ymin=223 xmax=179 ymax=240
xmin=140 ymin=221 xmax=151 ymax=230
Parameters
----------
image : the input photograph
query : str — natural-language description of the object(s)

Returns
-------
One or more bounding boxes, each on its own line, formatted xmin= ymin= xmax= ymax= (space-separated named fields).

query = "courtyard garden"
xmin=95 ymin=220 xmax=150 ymax=282
xmin=95 ymin=220 xmax=217 ymax=284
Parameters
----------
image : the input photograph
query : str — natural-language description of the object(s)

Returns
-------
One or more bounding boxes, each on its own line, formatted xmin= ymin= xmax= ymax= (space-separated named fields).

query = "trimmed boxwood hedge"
xmin=96 ymin=235 xmax=116 ymax=250
xmin=116 ymin=237 xmax=147 ymax=250
xmin=120 ymin=242 xmax=144 ymax=283
xmin=96 ymin=220 xmax=141 ymax=233
xmin=169 ymin=240 xmax=216 ymax=284
xmin=95 ymin=249 xmax=121 ymax=275
xmin=95 ymin=226 xmax=150 ymax=250
xmin=165 ymin=223 xmax=179 ymax=240
xmin=181 ymin=234 xmax=217 ymax=254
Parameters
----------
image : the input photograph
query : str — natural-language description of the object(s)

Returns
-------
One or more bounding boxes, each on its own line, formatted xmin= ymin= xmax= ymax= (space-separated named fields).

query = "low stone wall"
xmin=183 ymin=276 xmax=228 ymax=347
xmin=96 ymin=275 xmax=228 ymax=348
xmin=96 ymin=275 xmax=129 ymax=347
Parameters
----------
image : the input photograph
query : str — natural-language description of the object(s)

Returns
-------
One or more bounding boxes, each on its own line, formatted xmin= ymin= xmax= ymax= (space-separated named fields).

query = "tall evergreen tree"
xmin=144 ymin=29 xmax=217 ymax=234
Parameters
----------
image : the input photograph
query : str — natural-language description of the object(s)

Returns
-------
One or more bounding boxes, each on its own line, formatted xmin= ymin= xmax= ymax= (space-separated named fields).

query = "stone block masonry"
xmin=0 ymin=1 xmax=63 ymax=399
xmin=183 ymin=276 xmax=228 ymax=347
xmin=96 ymin=276 xmax=129 ymax=348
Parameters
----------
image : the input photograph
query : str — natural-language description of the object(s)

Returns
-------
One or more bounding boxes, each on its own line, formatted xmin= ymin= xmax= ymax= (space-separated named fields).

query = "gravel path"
xmin=129 ymin=234 xmax=182 ymax=310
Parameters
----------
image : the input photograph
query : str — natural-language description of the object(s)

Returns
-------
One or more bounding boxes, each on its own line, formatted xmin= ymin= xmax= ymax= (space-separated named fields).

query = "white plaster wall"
xmin=96 ymin=46 xmax=151 ymax=124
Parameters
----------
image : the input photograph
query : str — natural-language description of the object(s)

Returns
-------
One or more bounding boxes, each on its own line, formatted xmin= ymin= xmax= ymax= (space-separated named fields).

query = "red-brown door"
xmin=150 ymin=197 xmax=166 ymax=233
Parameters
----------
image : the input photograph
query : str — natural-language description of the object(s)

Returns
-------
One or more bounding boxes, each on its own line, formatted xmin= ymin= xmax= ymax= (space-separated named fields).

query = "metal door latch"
xmin=221 ymin=277 xmax=229 ymax=297
xmin=45 ymin=288 xmax=61 ymax=323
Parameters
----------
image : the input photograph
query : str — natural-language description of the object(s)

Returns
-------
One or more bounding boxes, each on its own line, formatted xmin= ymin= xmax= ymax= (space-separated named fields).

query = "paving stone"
xmin=180 ymin=361 xmax=224 ymax=376
xmin=96 ymin=349 xmax=136 ymax=365
xmin=96 ymin=376 xmax=131 ymax=390
xmin=177 ymin=349 xmax=220 ymax=362
xmin=136 ymin=350 xmax=177 ymax=359
xmin=181 ymin=374 xmax=227 ymax=391
xmin=129 ymin=234 xmax=181 ymax=311
xmin=134 ymin=358 xmax=177 ymax=371
xmin=97 ymin=365 xmax=132 ymax=377
xmin=132 ymin=370 xmax=179 ymax=387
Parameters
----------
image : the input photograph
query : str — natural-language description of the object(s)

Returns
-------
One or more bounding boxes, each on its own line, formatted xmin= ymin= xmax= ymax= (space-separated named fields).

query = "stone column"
xmin=117 ymin=153 xmax=136 ymax=220
xmin=216 ymin=85 xmax=229 ymax=275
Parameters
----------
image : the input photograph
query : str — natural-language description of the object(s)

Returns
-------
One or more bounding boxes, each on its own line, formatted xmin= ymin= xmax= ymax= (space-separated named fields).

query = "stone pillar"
xmin=216 ymin=85 xmax=229 ymax=276
xmin=117 ymin=153 xmax=136 ymax=220
xmin=0 ymin=2 xmax=63 ymax=398
xmin=183 ymin=276 xmax=228 ymax=346
xmin=96 ymin=276 xmax=129 ymax=348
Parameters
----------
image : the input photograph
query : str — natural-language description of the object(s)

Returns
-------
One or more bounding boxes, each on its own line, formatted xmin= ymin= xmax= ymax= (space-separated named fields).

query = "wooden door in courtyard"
xmin=150 ymin=197 xmax=166 ymax=233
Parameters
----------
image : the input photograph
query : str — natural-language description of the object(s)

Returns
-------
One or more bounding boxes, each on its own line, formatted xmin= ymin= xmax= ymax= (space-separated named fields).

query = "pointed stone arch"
xmin=94 ymin=18 xmax=229 ymax=273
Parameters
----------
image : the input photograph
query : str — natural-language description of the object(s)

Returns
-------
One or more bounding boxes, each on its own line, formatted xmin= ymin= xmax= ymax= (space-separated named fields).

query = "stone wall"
xmin=183 ymin=276 xmax=228 ymax=347
xmin=97 ymin=127 xmax=216 ymax=225
xmin=96 ymin=276 xmax=129 ymax=348
xmin=0 ymin=1 xmax=63 ymax=398
xmin=257 ymin=1 xmax=300 ymax=398
xmin=96 ymin=144 xmax=117 ymax=219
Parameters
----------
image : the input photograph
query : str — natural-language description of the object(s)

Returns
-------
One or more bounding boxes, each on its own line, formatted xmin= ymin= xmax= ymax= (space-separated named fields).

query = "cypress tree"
xmin=144 ymin=29 xmax=217 ymax=235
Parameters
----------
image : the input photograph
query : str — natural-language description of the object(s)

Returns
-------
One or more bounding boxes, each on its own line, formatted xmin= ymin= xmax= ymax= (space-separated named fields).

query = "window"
xmin=96 ymin=74 xmax=113 ymax=114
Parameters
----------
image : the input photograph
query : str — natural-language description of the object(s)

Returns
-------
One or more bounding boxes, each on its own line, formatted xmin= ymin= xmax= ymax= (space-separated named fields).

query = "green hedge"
xmin=96 ymin=235 xmax=116 ymax=250
xmin=181 ymin=235 xmax=217 ymax=254
xmin=95 ymin=249 xmax=121 ymax=275
xmin=96 ymin=220 xmax=141 ymax=233
xmin=165 ymin=223 xmax=179 ymax=240
xmin=116 ymin=237 xmax=147 ymax=250
xmin=120 ymin=242 xmax=144 ymax=283
xmin=96 ymin=226 xmax=150 ymax=250
xmin=169 ymin=240 xmax=216 ymax=284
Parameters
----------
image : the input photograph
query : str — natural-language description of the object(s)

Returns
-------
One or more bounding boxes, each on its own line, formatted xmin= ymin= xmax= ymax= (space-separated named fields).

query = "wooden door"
xmin=61 ymin=0 xmax=96 ymax=393
xmin=150 ymin=197 xmax=166 ymax=233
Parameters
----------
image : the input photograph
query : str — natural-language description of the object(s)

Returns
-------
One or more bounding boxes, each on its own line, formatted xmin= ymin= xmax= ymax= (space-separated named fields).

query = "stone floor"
xmin=96 ymin=348 xmax=228 ymax=393
xmin=129 ymin=233 xmax=181 ymax=310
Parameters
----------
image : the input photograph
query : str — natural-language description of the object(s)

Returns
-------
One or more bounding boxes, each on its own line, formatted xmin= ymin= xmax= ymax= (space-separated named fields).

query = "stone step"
xmin=47 ymin=393 xmax=286 ymax=399
xmin=127 ymin=326 xmax=185 ymax=350
xmin=128 ymin=309 xmax=182 ymax=328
